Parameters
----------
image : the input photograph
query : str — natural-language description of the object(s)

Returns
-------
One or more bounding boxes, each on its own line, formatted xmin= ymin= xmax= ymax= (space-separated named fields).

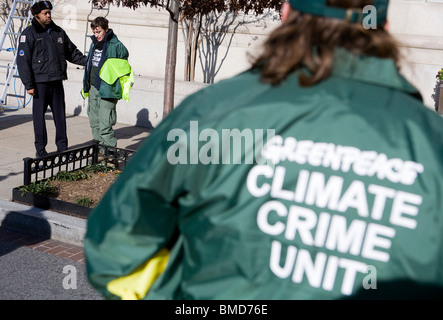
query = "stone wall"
xmin=0 ymin=0 xmax=279 ymax=127
xmin=1 ymin=0 xmax=442 ymax=127
xmin=389 ymin=0 xmax=443 ymax=111
xmin=52 ymin=0 xmax=280 ymax=127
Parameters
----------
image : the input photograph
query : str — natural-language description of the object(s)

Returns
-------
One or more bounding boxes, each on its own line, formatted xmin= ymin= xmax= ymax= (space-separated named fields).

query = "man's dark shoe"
xmin=35 ymin=150 xmax=48 ymax=158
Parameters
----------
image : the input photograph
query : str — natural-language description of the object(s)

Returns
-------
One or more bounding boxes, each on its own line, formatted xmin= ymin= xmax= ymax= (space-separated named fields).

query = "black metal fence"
xmin=22 ymin=143 xmax=135 ymax=185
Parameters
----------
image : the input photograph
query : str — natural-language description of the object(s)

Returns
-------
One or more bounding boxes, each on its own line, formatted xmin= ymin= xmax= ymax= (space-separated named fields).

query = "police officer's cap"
xmin=31 ymin=1 xmax=53 ymax=16
xmin=288 ymin=0 xmax=389 ymax=26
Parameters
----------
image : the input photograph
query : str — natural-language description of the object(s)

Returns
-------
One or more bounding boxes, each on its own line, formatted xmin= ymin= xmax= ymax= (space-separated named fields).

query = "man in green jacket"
xmin=84 ymin=0 xmax=443 ymax=300
xmin=83 ymin=17 xmax=130 ymax=149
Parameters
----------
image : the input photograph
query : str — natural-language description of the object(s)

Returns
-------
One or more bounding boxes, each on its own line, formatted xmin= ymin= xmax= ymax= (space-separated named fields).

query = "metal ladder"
xmin=84 ymin=2 xmax=110 ymax=56
xmin=0 ymin=0 xmax=37 ymax=112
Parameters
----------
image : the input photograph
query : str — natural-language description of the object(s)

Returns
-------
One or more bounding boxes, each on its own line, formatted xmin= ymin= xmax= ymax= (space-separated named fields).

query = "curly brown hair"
xmin=251 ymin=0 xmax=400 ymax=87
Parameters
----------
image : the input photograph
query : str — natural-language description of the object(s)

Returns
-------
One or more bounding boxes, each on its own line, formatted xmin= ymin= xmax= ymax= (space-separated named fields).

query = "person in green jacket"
xmin=84 ymin=0 xmax=443 ymax=300
xmin=82 ymin=17 xmax=130 ymax=150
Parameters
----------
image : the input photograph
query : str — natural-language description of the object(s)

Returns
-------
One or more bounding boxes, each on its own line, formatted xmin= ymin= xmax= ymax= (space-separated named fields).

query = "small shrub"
xmin=55 ymin=170 xmax=91 ymax=182
xmin=75 ymin=196 xmax=94 ymax=207
xmin=84 ymin=164 xmax=114 ymax=174
xmin=18 ymin=180 xmax=58 ymax=196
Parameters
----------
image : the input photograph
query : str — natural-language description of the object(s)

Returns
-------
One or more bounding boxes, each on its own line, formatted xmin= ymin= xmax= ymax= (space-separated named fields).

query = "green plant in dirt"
xmin=75 ymin=196 xmax=94 ymax=207
xmin=84 ymin=164 xmax=115 ymax=174
xmin=54 ymin=169 xmax=91 ymax=182
xmin=18 ymin=180 xmax=58 ymax=196
xmin=436 ymin=68 xmax=443 ymax=81
xmin=54 ymin=164 xmax=115 ymax=182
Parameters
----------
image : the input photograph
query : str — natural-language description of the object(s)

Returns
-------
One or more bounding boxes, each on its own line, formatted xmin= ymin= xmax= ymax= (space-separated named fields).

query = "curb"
xmin=0 ymin=199 xmax=86 ymax=247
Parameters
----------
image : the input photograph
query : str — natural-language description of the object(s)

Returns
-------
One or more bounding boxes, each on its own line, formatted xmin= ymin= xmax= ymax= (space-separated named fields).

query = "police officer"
xmin=17 ymin=1 xmax=86 ymax=158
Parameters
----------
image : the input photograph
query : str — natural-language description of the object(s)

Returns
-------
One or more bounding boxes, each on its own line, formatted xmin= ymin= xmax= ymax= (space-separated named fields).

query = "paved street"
xmin=0 ymin=226 xmax=103 ymax=300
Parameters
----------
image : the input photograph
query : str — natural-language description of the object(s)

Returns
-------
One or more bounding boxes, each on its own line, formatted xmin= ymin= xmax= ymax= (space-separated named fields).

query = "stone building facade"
xmin=1 ymin=0 xmax=442 ymax=127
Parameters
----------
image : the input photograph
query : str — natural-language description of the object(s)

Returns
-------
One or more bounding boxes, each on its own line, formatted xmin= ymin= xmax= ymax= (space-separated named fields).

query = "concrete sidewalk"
xmin=0 ymin=106 xmax=151 ymax=245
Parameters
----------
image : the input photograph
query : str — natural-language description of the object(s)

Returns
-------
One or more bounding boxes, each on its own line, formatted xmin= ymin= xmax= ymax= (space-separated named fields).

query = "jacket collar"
xmin=31 ymin=17 xmax=60 ymax=33
xmin=331 ymin=48 xmax=420 ymax=97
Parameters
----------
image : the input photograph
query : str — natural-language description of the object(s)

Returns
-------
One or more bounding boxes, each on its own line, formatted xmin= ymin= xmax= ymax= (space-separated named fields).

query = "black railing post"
xmin=23 ymin=157 xmax=32 ymax=186
xmin=92 ymin=143 xmax=99 ymax=165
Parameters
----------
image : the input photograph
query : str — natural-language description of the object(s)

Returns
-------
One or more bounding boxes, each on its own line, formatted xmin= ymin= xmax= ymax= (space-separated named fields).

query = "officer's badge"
xmin=58 ymin=37 xmax=63 ymax=44
xmin=19 ymin=50 xmax=25 ymax=56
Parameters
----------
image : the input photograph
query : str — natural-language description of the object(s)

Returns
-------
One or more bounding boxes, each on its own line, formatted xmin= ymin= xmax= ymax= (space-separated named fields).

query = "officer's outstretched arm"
xmin=64 ymin=32 xmax=87 ymax=67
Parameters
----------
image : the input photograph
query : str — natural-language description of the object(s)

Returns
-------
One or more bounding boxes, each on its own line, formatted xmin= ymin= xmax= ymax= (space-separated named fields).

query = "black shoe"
xmin=57 ymin=148 xmax=67 ymax=153
xmin=36 ymin=150 xmax=48 ymax=158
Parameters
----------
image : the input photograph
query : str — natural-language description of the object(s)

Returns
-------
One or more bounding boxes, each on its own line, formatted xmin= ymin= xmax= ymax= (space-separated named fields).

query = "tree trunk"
xmin=163 ymin=0 xmax=180 ymax=119
xmin=183 ymin=13 xmax=203 ymax=82
xmin=184 ymin=18 xmax=193 ymax=81
xmin=190 ymin=13 xmax=202 ymax=82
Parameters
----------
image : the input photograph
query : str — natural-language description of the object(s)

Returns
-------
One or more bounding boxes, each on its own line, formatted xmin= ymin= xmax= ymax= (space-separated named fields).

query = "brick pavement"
xmin=0 ymin=226 xmax=85 ymax=263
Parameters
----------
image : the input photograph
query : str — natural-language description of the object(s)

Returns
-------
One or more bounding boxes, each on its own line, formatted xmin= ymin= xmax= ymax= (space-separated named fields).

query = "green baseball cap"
xmin=288 ymin=0 xmax=389 ymax=26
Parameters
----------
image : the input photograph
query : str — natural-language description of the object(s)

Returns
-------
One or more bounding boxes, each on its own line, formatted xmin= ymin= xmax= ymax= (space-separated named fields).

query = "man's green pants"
xmin=87 ymin=86 xmax=118 ymax=147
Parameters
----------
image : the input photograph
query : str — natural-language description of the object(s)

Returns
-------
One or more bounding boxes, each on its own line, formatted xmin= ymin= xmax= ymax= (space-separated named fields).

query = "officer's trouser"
xmin=32 ymin=81 xmax=67 ymax=154
xmin=87 ymin=86 xmax=118 ymax=147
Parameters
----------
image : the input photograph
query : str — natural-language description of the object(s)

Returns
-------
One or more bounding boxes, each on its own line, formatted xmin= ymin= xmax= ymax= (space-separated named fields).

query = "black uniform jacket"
xmin=17 ymin=18 xmax=86 ymax=90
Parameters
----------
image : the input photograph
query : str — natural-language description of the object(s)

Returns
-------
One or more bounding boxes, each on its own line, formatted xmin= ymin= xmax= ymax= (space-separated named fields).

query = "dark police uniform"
xmin=17 ymin=17 xmax=86 ymax=156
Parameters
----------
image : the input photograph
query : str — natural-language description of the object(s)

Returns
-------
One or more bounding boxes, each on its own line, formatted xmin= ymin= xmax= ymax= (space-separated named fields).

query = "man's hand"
xmin=27 ymin=89 xmax=35 ymax=96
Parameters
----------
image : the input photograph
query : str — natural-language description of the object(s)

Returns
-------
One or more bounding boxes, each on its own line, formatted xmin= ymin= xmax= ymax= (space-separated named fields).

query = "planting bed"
xmin=13 ymin=166 xmax=119 ymax=219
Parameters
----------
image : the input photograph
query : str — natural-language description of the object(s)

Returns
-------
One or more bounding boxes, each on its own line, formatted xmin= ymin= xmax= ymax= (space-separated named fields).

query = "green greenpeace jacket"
xmin=82 ymin=29 xmax=130 ymax=100
xmin=84 ymin=49 xmax=443 ymax=300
